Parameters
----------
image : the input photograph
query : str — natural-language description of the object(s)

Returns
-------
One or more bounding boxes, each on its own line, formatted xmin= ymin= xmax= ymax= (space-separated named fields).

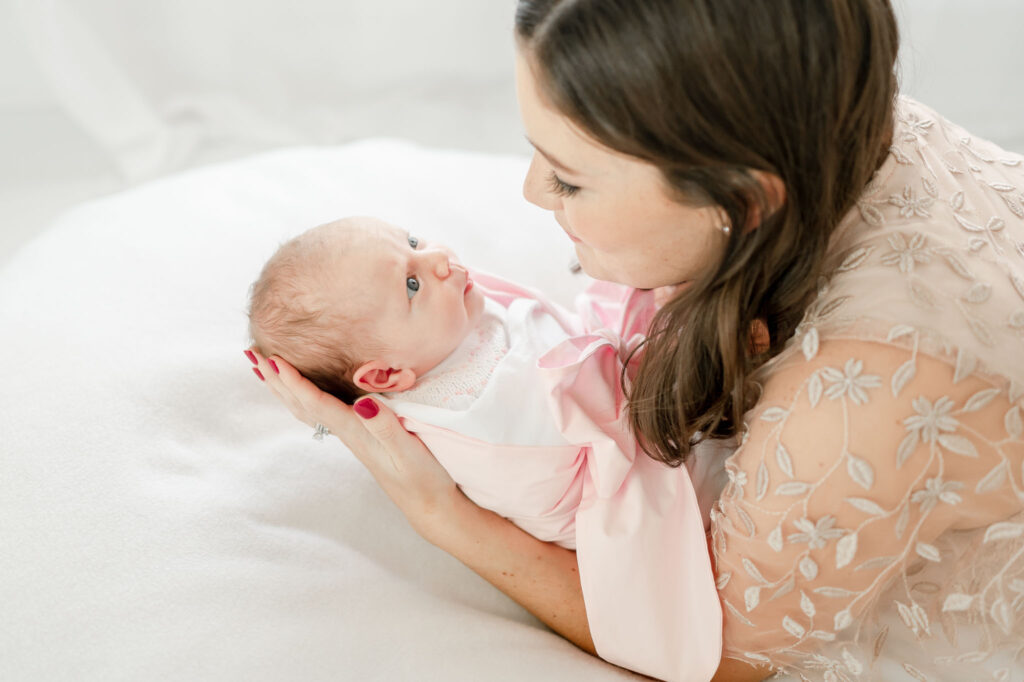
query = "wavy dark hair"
xmin=516 ymin=0 xmax=899 ymax=465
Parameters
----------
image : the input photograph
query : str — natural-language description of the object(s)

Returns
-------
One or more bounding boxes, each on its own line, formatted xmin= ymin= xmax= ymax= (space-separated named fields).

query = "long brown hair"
xmin=516 ymin=0 xmax=899 ymax=465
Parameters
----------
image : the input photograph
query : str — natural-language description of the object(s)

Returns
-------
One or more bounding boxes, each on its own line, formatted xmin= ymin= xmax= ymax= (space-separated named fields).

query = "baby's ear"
xmin=352 ymin=360 xmax=417 ymax=393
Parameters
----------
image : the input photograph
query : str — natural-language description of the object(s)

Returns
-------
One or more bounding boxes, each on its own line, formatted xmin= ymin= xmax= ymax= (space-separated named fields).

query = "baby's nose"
xmin=429 ymin=250 xmax=452 ymax=278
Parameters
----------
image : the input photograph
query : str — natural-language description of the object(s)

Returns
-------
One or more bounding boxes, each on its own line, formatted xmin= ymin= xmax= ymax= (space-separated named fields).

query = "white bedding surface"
xmin=0 ymin=140 xmax=643 ymax=681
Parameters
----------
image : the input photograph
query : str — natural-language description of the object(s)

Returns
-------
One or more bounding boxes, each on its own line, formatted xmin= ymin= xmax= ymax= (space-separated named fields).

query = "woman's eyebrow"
xmin=524 ymin=136 xmax=581 ymax=176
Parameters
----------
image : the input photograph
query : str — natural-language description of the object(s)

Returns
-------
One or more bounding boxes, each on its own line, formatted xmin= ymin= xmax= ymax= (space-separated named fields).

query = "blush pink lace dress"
xmin=711 ymin=97 xmax=1024 ymax=681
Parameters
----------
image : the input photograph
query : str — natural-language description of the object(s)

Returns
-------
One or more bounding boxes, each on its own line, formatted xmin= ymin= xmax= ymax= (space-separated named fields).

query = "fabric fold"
xmin=539 ymin=328 xmax=723 ymax=682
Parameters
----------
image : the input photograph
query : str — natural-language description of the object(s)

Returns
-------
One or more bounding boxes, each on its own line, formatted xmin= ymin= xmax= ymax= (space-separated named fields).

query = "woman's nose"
xmin=523 ymin=153 xmax=559 ymax=211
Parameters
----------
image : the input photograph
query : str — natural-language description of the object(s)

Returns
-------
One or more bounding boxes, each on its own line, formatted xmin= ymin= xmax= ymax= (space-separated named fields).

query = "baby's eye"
xmin=408 ymin=235 xmax=419 ymax=249
xmin=406 ymin=276 xmax=420 ymax=299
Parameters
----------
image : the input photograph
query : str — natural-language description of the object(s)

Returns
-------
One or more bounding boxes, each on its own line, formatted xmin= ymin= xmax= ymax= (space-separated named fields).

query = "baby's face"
xmin=328 ymin=217 xmax=486 ymax=380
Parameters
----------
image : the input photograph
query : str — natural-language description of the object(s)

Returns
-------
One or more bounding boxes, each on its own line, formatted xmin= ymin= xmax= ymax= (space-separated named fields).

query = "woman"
xmin=250 ymin=0 xmax=1024 ymax=679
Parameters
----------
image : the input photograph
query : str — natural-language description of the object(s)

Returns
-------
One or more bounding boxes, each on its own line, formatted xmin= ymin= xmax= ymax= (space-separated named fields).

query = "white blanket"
xmin=0 ymin=140 xmax=647 ymax=681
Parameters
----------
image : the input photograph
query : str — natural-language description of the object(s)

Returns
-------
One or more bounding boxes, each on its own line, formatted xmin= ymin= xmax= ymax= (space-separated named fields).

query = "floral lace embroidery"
xmin=711 ymin=98 xmax=1024 ymax=680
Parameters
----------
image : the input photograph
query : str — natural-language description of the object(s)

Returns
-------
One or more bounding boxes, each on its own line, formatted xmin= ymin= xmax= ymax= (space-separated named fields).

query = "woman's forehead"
xmin=514 ymin=51 xmax=643 ymax=181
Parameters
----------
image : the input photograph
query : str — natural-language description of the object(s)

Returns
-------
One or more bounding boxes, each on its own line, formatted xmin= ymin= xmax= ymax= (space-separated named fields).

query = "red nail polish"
xmin=244 ymin=350 xmax=258 ymax=365
xmin=354 ymin=398 xmax=379 ymax=419
xmin=252 ymin=367 xmax=265 ymax=381
xmin=268 ymin=358 xmax=279 ymax=374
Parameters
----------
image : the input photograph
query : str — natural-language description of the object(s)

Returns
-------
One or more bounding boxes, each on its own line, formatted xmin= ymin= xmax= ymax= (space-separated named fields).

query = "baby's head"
xmin=248 ymin=216 xmax=485 ymax=403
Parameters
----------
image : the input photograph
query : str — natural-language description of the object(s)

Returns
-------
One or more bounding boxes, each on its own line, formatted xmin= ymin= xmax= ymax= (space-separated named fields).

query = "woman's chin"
xmin=580 ymin=257 xmax=679 ymax=290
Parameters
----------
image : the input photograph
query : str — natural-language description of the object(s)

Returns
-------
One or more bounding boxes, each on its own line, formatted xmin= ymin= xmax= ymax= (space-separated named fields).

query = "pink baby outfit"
xmin=380 ymin=272 xmax=728 ymax=682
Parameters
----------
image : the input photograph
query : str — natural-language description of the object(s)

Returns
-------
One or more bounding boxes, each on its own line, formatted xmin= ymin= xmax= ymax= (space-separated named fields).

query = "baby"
xmin=248 ymin=215 xmax=494 ymax=407
xmin=247 ymin=216 xmax=726 ymax=678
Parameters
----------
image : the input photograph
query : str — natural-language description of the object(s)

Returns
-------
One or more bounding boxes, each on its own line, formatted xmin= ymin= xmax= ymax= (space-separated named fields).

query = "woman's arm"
xmin=712 ymin=338 xmax=1023 ymax=676
xmin=436 ymin=488 xmax=596 ymax=654
xmin=250 ymin=351 xmax=596 ymax=651
xmin=249 ymin=350 xmax=768 ymax=680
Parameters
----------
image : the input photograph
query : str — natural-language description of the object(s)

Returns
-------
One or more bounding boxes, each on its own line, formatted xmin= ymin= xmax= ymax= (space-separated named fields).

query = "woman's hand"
xmin=245 ymin=349 xmax=460 ymax=541
xmin=245 ymin=350 xmax=597 ymax=654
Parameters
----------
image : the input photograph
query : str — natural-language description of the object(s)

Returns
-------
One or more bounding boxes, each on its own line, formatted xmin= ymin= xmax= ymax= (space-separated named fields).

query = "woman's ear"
xmin=743 ymin=171 xmax=786 ymax=232
xmin=352 ymin=360 xmax=417 ymax=393
xmin=756 ymin=170 xmax=786 ymax=211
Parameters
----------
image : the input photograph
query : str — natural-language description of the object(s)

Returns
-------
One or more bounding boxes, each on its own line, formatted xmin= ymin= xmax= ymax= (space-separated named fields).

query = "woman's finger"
xmin=247 ymin=348 xmax=315 ymax=426
xmin=349 ymin=397 xmax=404 ymax=471
xmin=268 ymin=354 xmax=371 ymax=447
xmin=249 ymin=352 xmax=458 ymax=531
xmin=348 ymin=396 xmax=460 ymax=525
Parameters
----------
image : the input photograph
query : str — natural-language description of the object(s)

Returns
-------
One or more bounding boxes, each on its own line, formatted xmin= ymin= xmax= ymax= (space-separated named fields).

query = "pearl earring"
xmin=721 ymin=224 xmax=731 ymax=235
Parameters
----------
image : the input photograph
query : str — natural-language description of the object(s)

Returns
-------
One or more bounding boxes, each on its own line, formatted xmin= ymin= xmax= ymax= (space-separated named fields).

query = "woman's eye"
xmin=408 ymin=235 xmax=419 ymax=249
xmin=406 ymin=276 xmax=420 ymax=299
xmin=547 ymin=171 xmax=580 ymax=198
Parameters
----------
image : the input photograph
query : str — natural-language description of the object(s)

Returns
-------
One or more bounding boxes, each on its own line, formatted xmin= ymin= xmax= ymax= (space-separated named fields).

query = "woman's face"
xmin=515 ymin=50 xmax=727 ymax=290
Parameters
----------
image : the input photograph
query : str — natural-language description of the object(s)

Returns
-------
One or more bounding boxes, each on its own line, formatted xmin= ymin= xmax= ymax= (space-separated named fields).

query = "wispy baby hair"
xmin=247 ymin=221 xmax=371 ymax=404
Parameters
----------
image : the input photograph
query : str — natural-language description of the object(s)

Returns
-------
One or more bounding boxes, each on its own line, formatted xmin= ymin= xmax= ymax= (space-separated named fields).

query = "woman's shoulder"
xmin=778 ymin=96 xmax=1024 ymax=393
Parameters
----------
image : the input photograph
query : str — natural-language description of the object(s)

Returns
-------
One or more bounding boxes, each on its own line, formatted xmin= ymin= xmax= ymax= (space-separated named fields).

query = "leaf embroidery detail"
xmin=846 ymin=454 xmax=875 ymax=490
xmin=984 ymin=523 xmax=1024 ymax=543
xmin=755 ymin=461 xmax=768 ymax=502
xmin=837 ymin=246 xmax=874 ymax=271
xmin=891 ymin=359 xmax=916 ymax=398
xmin=799 ymin=556 xmax=818 ymax=581
xmin=942 ymin=593 xmax=974 ymax=612
xmin=836 ymin=532 xmax=858 ymax=569
xmin=801 ymin=327 xmax=819 ymax=361
xmin=776 ymin=481 xmax=811 ymax=496
xmin=846 ymin=497 xmax=886 ymax=516
xmin=962 ymin=282 xmax=992 ymax=304
xmin=807 ymin=371 xmax=823 ymax=408
xmin=783 ymin=615 xmax=806 ymax=639
xmin=962 ymin=388 xmax=1001 ymax=412
xmin=800 ymin=592 xmax=816 ymax=618
xmin=975 ymin=463 xmax=1007 ymax=494
xmin=887 ymin=324 xmax=916 ymax=342
xmin=776 ymin=443 xmax=795 ymax=478
xmin=916 ymin=543 xmax=941 ymax=562
xmin=760 ymin=407 xmax=789 ymax=422
xmin=1006 ymin=406 xmax=1023 ymax=439
xmin=744 ymin=586 xmax=761 ymax=612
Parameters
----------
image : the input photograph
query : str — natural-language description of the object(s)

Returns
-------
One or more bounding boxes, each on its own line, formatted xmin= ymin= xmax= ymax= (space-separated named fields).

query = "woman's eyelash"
xmin=547 ymin=171 xmax=580 ymax=198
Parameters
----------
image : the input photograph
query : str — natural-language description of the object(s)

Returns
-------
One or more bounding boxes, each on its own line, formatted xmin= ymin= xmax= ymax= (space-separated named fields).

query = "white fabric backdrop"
xmin=9 ymin=0 xmax=523 ymax=181
xmin=6 ymin=0 xmax=1024 ymax=183
xmin=0 ymin=140 xmax=630 ymax=682
xmin=2 ymin=0 xmax=1023 ymax=266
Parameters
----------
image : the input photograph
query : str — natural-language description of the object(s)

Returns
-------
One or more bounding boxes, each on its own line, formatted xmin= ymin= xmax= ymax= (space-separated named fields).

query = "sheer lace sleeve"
xmin=711 ymin=337 xmax=1024 ymax=680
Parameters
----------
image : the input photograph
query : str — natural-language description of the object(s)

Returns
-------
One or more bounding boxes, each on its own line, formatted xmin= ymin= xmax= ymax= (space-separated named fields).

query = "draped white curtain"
xmin=5 ymin=0 xmax=1024 ymax=181
xmin=9 ymin=0 xmax=522 ymax=181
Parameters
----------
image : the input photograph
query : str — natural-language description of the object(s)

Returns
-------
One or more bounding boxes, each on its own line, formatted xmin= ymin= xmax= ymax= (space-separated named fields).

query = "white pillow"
xmin=0 ymin=140 xmax=644 ymax=681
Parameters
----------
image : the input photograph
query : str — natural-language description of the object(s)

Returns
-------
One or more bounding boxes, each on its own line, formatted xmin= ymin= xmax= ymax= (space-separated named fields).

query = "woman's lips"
xmin=554 ymin=214 xmax=581 ymax=243
xmin=464 ymin=276 xmax=474 ymax=294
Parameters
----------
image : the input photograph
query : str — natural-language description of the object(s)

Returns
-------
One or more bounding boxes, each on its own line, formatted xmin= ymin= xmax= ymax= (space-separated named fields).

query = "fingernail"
xmin=353 ymin=398 xmax=379 ymax=419
xmin=268 ymin=358 xmax=279 ymax=374
xmin=252 ymin=367 xmax=265 ymax=381
xmin=244 ymin=350 xmax=258 ymax=365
